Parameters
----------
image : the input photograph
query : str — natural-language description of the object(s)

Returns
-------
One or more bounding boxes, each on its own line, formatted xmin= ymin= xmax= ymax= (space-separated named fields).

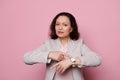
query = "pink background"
xmin=0 ymin=0 xmax=120 ymax=80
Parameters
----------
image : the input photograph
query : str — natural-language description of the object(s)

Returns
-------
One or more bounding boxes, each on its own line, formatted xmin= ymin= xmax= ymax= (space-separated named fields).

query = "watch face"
xmin=71 ymin=58 xmax=76 ymax=63
xmin=71 ymin=58 xmax=76 ymax=62
xmin=71 ymin=58 xmax=76 ymax=67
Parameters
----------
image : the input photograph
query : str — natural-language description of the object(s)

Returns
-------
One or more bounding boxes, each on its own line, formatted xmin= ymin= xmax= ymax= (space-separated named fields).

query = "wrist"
xmin=70 ymin=57 xmax=76 ymax=67
xmin=70 ymin=57 xmax=81 ymax=67
xmin=75 ymin=57 xmax=81 ymax=65
xmin=48 ymin=51 xmax=52 ymax=59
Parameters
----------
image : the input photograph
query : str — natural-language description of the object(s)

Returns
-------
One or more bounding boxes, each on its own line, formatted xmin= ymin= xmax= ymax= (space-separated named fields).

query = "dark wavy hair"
xmin=49 ymin=12 xmax=80 ymax=40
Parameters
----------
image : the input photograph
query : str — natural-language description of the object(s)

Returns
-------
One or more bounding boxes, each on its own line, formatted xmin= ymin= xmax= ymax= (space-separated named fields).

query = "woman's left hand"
xmin=50 ymin=59 xmax=72 ymax=74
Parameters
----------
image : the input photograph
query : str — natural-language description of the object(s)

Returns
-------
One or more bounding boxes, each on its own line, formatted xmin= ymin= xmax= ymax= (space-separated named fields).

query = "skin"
xmin=48 ymin=16 xmax=81 ymax=74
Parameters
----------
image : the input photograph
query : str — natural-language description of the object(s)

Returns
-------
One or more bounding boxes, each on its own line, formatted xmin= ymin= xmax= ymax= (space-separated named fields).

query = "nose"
xmin=59 ymin=25 xmax=63 ymax=30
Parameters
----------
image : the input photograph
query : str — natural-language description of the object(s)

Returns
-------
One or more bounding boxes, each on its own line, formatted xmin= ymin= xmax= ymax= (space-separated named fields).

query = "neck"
xmin=59 ymin=37 xmax=70 ymax=46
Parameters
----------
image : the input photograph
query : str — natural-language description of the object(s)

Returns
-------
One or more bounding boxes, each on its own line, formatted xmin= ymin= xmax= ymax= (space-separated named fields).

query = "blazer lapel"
xmin=55 ymin=38 xmax=61 ymax=51
xmin=68 ymin=39 xmax=74 ymax=54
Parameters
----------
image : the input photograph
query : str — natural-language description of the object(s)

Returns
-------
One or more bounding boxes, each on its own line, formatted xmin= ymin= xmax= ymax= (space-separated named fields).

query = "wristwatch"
xmin=70 ymin=57 xmax=76 ymax=67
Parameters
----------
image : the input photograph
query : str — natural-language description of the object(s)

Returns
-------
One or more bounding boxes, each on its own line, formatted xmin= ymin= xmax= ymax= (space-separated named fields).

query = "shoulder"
xmin=43 ymin=38 xmax=57 ymax=44
xmin=44 ymin=38 xmax=57 ymax=42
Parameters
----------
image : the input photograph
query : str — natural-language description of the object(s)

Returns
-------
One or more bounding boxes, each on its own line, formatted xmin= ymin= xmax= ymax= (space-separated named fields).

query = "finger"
xmin=50 ymin=63 xmax=59 ymax=69
xmin=57 ymin=53 xmax=64 ymax=61
xmin=58 ymin=55 xmax=64 ymax=61
xmin=56 ymin=65 xmax=61 ymax=71
xmin=60 ymin=68 xmax=66 ymax=74
xmin=55 ymin=62 xmax=63 ymax=73
xmin=58 ymin=66 xmax=63 ymax=73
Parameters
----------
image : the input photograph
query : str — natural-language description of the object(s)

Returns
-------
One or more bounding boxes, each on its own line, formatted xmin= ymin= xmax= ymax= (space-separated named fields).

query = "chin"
xmin=57 ymin=36 xmax=64 ymax=38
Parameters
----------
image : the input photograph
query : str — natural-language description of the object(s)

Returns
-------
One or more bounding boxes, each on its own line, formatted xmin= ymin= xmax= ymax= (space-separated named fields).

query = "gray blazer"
xmin=24 ymin=38 xmax=101 ymax=80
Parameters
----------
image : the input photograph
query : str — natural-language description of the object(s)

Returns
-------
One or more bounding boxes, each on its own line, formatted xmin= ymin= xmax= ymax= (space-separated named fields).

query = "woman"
xmin=24 ymin=12 xmax=101 ymax=80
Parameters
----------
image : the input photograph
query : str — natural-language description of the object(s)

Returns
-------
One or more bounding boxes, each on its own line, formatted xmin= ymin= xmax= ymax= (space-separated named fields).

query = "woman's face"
xmin=55 ymin=16 xmax=73 ymax=39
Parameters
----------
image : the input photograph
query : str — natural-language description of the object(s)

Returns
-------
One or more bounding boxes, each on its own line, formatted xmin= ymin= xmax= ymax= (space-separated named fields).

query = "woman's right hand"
xmin=48 ymin=51 xmax=64 ymax=61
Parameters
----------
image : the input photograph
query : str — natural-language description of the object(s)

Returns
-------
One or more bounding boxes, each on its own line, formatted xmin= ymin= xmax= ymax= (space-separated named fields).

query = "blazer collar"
xmin=56 ymin=38 xmax=75 ymax=54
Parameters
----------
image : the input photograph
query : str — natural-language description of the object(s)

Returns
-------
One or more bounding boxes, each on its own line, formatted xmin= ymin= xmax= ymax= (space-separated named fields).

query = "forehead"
xmin=56 ymin=16 xmax=70 ymax=23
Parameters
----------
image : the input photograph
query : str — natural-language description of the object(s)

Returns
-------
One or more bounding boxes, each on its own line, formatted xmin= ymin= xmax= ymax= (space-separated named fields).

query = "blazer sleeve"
xmin=78 ymin=39 xmax=102 ymax=68
xmin=24 ymin=39 xmax=50 ymax=65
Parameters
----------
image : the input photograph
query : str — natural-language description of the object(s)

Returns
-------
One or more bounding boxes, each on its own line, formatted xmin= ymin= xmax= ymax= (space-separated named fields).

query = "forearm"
xmin=47 ymin=51 xmax=64 ymax=61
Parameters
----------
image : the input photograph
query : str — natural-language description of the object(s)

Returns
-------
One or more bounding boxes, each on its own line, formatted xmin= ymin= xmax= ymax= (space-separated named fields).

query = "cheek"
xmin=55 ymin=26 xmax=58 ymax=31
xmin=64 ymin=27 xmax=72 ymax=33
xmin=66 ymin=27 xmax=72 ymax=31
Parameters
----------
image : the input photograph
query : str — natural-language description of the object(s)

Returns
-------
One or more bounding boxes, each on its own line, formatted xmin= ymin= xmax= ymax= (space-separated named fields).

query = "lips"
xmin=57 ymin=31 xmax=64 ymax=34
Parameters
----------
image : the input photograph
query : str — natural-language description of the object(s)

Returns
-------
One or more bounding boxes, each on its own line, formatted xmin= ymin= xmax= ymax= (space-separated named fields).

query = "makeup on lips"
xmin=57 ymin=31 xmax=64 ymax=34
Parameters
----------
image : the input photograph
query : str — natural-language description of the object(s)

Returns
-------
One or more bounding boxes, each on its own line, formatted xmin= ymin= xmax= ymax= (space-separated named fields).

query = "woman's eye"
xmin=64 ymin=24 xmax=67 ymax=26
xmin=55 ymin=23 xmax=59 ymax=25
